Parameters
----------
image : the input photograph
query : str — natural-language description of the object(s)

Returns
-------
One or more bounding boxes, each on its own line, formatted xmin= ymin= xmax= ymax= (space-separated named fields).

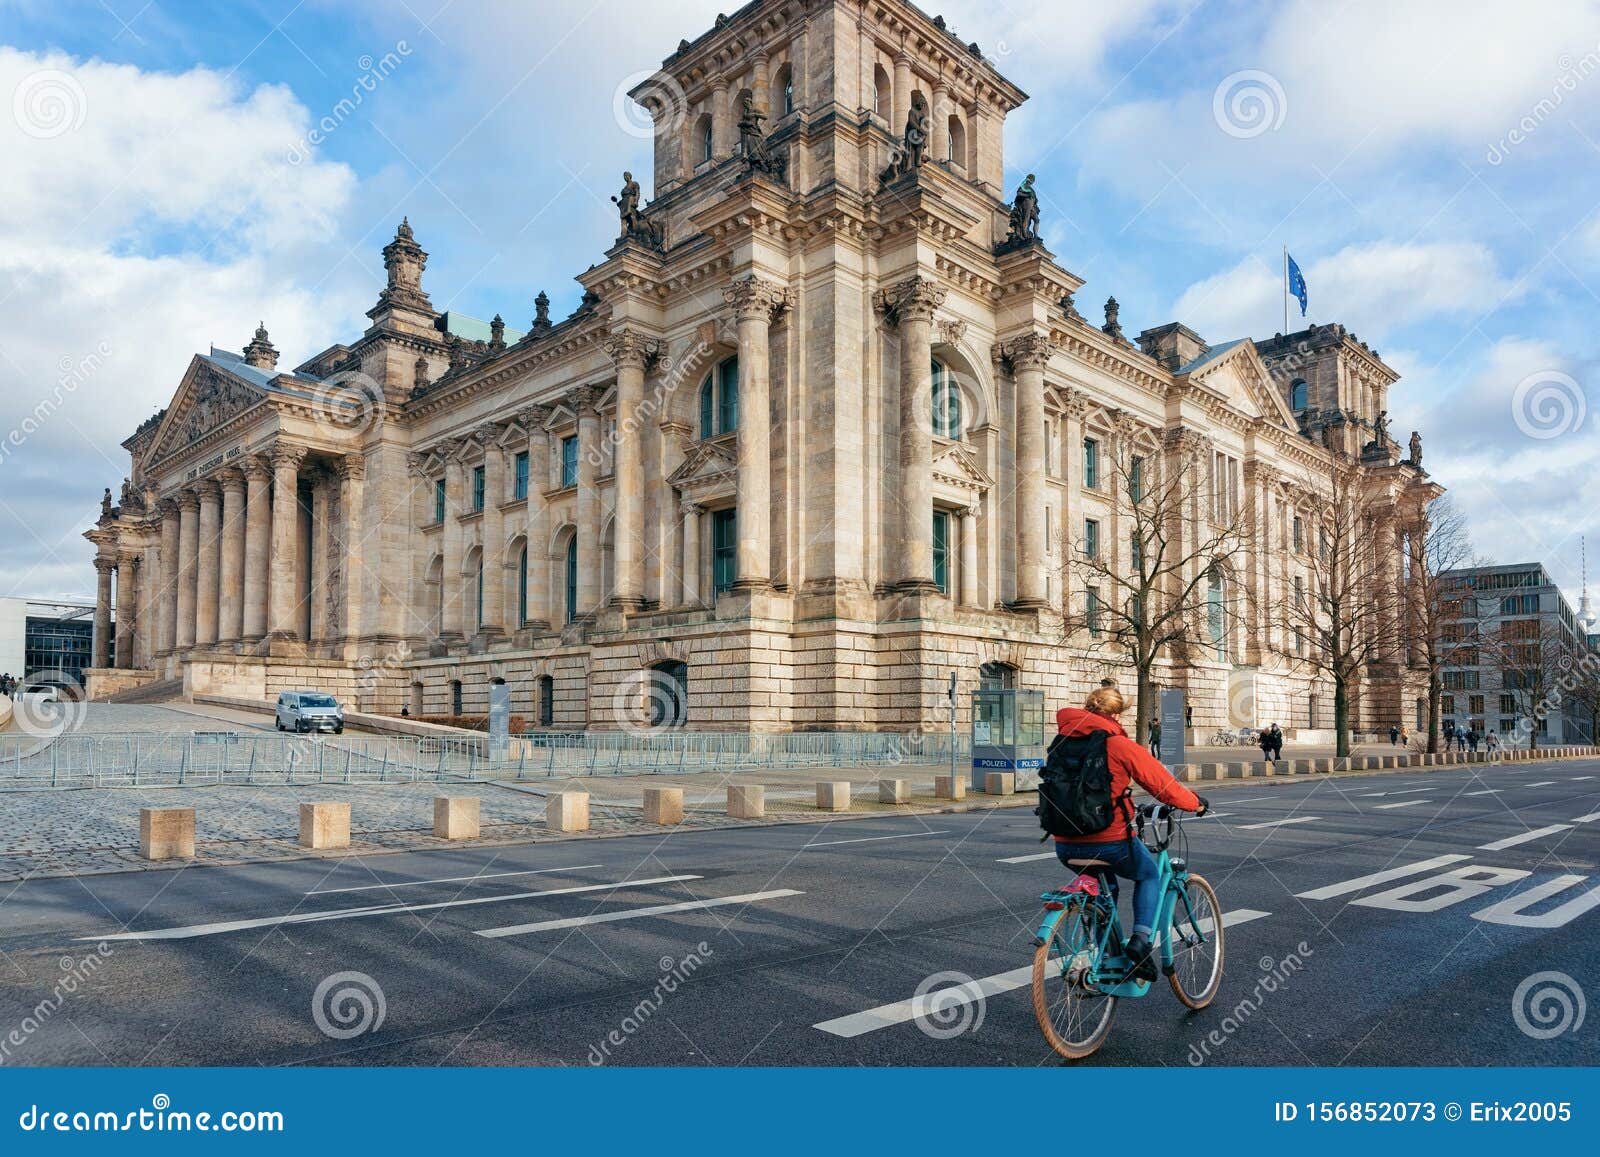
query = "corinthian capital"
xmin=604 ymin=329 xmax=662 ymax=369
xmin=999 ymin=332 xmax=1057 ymax=371
xmin=722 ymin=276 xmax=792 ymax=322
xmin=270 ymin=442 xmax=308 ymax=473
xmin=877 ymin=276 xmax=948 ymax=326
xmin=335 ymin=454 xmax=367 ymax=482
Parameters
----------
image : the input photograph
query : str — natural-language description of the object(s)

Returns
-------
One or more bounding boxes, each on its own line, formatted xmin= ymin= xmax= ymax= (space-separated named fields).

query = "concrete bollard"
xmin=643 ymin=787 xmax=685 ymax=826
xmin=1224 ymin=762 xmax=1250 ymax=779
xmin=726 ymin=785 xmax=765 ymax=819
xmin=816 ymin=781 xmax=851 ymax=811
xmin=546 ymin=791 xmax=590 ymax=833
xmin=299 ymin=802 xmax=350 ymax=850
xmin=139 ymin=807 xmax=195 ymax=861
xmin=985 ymin=771 xmax=1016 ymax=796
xmin=879 ymin=778 xmax=910 ymax=804
xmin=1285 ymin=759 xmax=1313 ymax=775
xmin=1258 ymin=760 xmax=1277 ymax=777
xmin=1332 ymin=758 xmax=1351 ymax=773
xmin=934 ymin=774 xmax=967 ymax=800
xmin=433 ymin=796 xmax=480 ymax=840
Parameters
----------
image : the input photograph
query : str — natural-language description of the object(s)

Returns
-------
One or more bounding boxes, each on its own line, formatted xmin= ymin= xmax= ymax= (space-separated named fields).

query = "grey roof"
xmin=438 ymin=311 xmax=525 ymax=345
xmin=200 ymin=347 xmax=331 ymax=404
xmin=1175 ymin=337 xmax=1248 ymax=376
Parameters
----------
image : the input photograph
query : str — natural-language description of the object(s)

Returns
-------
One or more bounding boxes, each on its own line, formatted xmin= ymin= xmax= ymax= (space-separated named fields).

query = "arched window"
xmin=517 ymin=545 xmax=529 ymax=626
xmin=1207 ymin=567 xmax=1226 ymax=660
xmin=930 ymin=358 xmax=961 ymax=438
xmin=873 ymin=65 xmax=891 ymax=119
xmin=564 ymin=535 xmax=578 ymax=623
xmin=450 ymin=679 xmax=463 ymax=716
xmin=648 ymin=661 xmax=689 ymax=728
xmin=474 ymin=554 xmax=485 ymax=630
xmin=1290 ymin=378 xmax=1308 ymax=410
xmin=699 ymin=356 xmax=739 ymax=438
xmin=697 ymin=112 xmax=714 ymax=163
xmin=978 ymin=662 xmax=1016 ymax=691
xmin=537 ymin=675 xmax=554 ymax=727
xmin=775 ymin=64 xmax=794 ymax=116
xmin=947 ymin=114 xmax=966 ymax=165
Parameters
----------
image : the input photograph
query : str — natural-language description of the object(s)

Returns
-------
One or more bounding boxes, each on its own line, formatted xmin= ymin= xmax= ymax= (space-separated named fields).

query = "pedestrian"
xmin=1389 ymin=724 xmax=1399 ymax=746
xmin=1260 ymin=721 xmax=1284 ymax=762
xmin=1467 ymin=727 xmax=1480 ymax=753
xmin=1443 ymin=721 xmax=1456 ymax=752
xmin=1486 ymin=731 xmax=1500 ymax=756
xmin=1147 ymin=716 xmax=1162 ymax=759
xmin=1400 ymin=726 xmax=1409 ymax=748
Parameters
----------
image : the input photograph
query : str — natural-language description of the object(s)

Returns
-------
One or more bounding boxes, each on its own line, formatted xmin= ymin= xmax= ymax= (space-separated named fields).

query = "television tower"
xmin=1581 ymin=536 xmax=1597 ymax=635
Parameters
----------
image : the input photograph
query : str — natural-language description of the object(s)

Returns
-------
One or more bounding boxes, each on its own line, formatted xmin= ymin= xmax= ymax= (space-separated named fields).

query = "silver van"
xmin=275 ymin=691 xmax=344 ymax=734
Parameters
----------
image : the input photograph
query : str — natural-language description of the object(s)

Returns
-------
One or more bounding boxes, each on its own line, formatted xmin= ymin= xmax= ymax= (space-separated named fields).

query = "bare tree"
xmin=1273 ymin=456 xmax=1405 ymax=757
xmin=1059 ymin=432 xmax=1251 ymax=744
xmin=1403 ymin=497 xmax=1476 ymax=753
xmin=1472 ymin=602 xmax=1584 ymax=751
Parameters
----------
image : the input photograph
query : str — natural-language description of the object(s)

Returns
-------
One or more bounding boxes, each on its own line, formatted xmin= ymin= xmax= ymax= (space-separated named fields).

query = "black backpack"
xmin=1036 ymin=730 xmax=1126 ymax=838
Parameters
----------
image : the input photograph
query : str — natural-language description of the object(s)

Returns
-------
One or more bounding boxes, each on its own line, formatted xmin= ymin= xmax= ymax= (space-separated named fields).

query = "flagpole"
xmin=1283 ymin=245 xmax=1289 ymax=334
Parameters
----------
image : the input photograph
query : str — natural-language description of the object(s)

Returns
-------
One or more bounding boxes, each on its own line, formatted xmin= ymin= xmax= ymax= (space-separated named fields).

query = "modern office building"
xmin=0 ymin=597 xmax=107 ymax=689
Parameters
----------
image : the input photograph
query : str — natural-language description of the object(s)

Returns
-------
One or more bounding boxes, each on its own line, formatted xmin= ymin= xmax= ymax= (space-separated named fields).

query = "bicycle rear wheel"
xmin=1032 ymin=898 xmax=1118 ymax=1059
xmin=1167 ymin=872 xmax=1224 ymax=1009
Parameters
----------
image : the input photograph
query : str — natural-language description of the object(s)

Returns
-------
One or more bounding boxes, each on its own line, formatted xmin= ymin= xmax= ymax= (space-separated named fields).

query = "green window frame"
xmin=471 ymin=465 xmax=486 ymax=512
xmin=712 ymin=508 xmax=737 ymax=594
xmin=1083 ymin=518 xmax=1100 ymax=559
xmin=1083 ymin=437 xmax=1098 ymax=489
xmin=932 ymin=509 xmax=950 ymax=594
xmin=517 ymin=546 xmax=528 ymax=625
xmin=513 ymin=451 xmax=529 ymax=500
xmin=560 ymin=436 xmax=578 ymax=488
xmin=433 ymin=478 xmax=445 ymax=524
xmin=564 ymin=536 xmax=578 ymax=622
xmin=1087 ymin=586 xmax=1102 ymax=637
xmin=931 ymin=360 xmax=961 ymax=439
xmin=699 ymin=357 xmax=740 ymax=439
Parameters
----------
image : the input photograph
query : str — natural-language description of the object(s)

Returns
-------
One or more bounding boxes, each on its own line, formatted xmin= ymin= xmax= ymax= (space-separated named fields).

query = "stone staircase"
xmin=104 ymin=677 xmax=185 ymax=705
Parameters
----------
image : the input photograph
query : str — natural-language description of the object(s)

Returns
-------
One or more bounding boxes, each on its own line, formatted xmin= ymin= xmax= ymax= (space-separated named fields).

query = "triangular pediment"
xmin=1177 ymin=340 xmax=1297 ymax=430
xmin=931 ymin=442 xmax=992 ymax=490
xmin=145 ymin=355 xmax=272 ymax=465
xmin=667 ymin=438 xmax=737 ymax=487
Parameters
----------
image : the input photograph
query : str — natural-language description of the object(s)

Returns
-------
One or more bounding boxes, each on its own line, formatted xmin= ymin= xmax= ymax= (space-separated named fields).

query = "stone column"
xmin=521 ymin=406 xmax=553 ymax=629
xmin=158 ymin=501 xmax=179 ymax=655
xmin=931 ymin=83 xmax=950 ymax=162
xmin=309 ymin=470 xmax=332 ymax=644
xmin=115 ymin=551 xmax=137 ymax=666
xmin=882 ymin=276 xmax=948 ymax=593
xmin=174 ymin=490 xmax=199 ymax=650
xmin=241 ymin=457 xmax=271 ymax=642
xmin=217 ymin=468 xmax=246 ymax=645
xmin=574 ymin=387 xmax=602 ymax=617
xmin=712 ymin=80 xmax=733 ymax=159
xmin=606 ymin=331 xmax=657 ymax=610
xmin=1062 ymin=392 xmax=1087 ymax=610
xmin=439 ymin=447 xmax=465 ymax=640
xmin=478 ymin=431 xmax=506 ymax=635
xmin=92 ymin=557 xmax=114 ymax=668
xmin=724 ymin=276 xmax=789 ymax=591
xmin=892 ymin=52 xmax=912 ymax=138
xmin=1004 ymin=333 xmax=1054 ymax=608
xmin=267 ymin=444 xmax=306 ymax=644
xmin=960 ymin=504 xmax=980 ymax=608
xmin=194 ymin=479 xmax=221 ymax=647
xmin=681 ymin=499 xmax=702 ymax=606
xmin=336 ymin=455 xmax=365 ymax=645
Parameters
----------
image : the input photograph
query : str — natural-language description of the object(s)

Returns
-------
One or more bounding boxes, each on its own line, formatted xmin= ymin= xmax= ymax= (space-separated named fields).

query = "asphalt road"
xmin=1 ymin=759 xmax=1597 ymax=1067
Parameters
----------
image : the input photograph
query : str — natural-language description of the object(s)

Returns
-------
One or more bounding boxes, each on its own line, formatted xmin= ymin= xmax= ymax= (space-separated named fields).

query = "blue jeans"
xmin=1054 ymin=837 xmax=1161 ymax=938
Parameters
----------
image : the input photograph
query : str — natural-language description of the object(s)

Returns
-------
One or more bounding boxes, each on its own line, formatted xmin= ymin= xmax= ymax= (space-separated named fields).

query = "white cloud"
xmin=0 ymin=47 xmax=365 ymax=598
xmin=1171 ymin=240 xmax=1511 ymax=344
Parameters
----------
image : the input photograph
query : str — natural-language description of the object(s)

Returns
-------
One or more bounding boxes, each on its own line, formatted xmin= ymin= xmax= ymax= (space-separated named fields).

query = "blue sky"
xmin=2 ymin=0 xmax=1599 ymax=612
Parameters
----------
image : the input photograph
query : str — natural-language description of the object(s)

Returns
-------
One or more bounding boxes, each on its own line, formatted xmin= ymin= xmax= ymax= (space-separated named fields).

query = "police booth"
xmin=970 ymin=687 xmax=1047 ymax=791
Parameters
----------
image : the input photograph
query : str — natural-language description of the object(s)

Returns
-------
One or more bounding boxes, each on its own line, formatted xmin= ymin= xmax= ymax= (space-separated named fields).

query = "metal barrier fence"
xmin=0 ymin=729 xmax=972 ymax=791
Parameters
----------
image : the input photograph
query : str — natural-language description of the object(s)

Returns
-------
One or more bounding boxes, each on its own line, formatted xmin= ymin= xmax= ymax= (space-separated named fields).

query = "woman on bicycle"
xmin=1052 ymin=685 xmax=1208 ymax=980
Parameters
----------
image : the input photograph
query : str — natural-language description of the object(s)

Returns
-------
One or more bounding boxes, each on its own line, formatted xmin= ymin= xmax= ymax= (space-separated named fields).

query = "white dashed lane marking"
xmin=802 ymin=830 xmax=950 ymax=848
xmin=1238 ymin=817 xmax=1320 ymax=830
xmin=811 ymin=909 xmax=1273 ymax=1038
xmin=1478 ymin=825 xmax=1572 ymax=851
xmin=1373 ymin=799 xmax=1431 ymax=810
xmin=1467 ymin=790 xmax=1504 ymax=796
xmin=475 ymin=889 xmax=805 ymax=937
xmin=305 ymin=863 xmax=603 ymax=896
xmin=1525 ymin=781 xmax=1557 ymax=788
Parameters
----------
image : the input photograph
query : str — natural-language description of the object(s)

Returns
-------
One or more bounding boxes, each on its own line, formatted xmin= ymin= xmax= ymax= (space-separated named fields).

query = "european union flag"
xmin=1287 ymin=252 xmax=1308 ymax=317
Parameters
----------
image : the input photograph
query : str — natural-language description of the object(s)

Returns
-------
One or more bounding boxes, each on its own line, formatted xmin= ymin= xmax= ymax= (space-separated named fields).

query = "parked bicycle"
xmin=1209 ymin=728 xmax=1237 ymax=746
xmin=1031 ymin=802 xmax=1225 ymax=1059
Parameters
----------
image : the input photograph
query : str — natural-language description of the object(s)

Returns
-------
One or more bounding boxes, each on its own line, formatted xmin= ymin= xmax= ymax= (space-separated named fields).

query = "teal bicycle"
xmin=1031 ymin=802 xmax=1225 ymax=1059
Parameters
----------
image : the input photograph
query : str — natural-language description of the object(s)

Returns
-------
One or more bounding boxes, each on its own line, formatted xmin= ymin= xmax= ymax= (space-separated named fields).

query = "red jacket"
xmin=1052 ymin=707 xmax=1202 ymax=843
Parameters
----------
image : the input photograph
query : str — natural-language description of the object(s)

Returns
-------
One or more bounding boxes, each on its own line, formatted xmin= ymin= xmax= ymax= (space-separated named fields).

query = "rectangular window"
xmin=513 ymin=451 xmax=529 ymax=500
xmin=1083 ymin=518 xmax=1100 ymax=559
xmin=1086 ymin=586 xmax=1102 ymax=637
xmin=932 ymin=510 xmax=950 ymax=594
xmin=1130 ymin=534 xmax=1143 ymax=574
xmin=1129 ymin=455 xmax=1144 ymax=504
xmin=433 ymin=479 xmax=445 ymax=524
xmin=560 ymin=435 xmax=578 ymax=487
xmin=1468 ymin=694 xmax=1485 ymax=716
xmin=712 ymin=508 xmax=737 ymax=594
xmin=1441 ymin=694 xmax=1456 ymax=714
xmin=1499 ymin=694 xmax=1516 ymax=713
xmin=1498 ymin=718 xmax=1514 ymax=734
xmin=471 ymin=465 xmax=486 ymax=512
xmin=1082 ymin=438 xmax=1098 ymax=489
xmin=718 ymin=358 xmax=739 ymax=434
xmin=1292 ymin=516 xmax=1304 ymax=552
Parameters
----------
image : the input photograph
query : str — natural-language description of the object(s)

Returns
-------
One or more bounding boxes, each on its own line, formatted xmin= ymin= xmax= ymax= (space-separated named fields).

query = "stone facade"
xmin=88 ymin=0 xmax=1439 ymax=735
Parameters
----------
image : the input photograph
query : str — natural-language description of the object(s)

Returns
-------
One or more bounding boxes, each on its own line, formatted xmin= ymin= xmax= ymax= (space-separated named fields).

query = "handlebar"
xmin=1134 ymin=802 xmax=1190 ymax=849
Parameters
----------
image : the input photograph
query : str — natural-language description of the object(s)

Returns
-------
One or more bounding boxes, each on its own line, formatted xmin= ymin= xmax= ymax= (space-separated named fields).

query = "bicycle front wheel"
xmin=1032 ymin=899 xmax=1118 ymax=1059
xmin=1167 ymin=872 xmax=1225 ymax=1009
